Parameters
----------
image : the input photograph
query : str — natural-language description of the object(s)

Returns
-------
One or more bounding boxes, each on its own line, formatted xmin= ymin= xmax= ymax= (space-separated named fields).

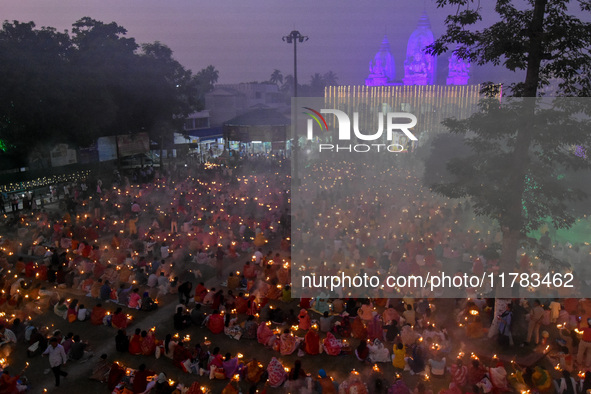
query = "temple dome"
xmin=365 ymin=35 xmax=396 ymax=86
xmin=403 ymin=12 xmax=437 ymax=85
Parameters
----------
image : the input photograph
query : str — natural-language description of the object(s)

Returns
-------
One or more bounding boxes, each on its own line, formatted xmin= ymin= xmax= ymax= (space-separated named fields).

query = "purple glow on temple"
xmin=365 ymin=35 xmax=396 ymax=86
xmin=365 ymin=12 xmax=471 ymax=87
xmin=446 ymin=47 xmax=470 ymax=85
xmin=403 ymin=12 xmax=436 ymax=86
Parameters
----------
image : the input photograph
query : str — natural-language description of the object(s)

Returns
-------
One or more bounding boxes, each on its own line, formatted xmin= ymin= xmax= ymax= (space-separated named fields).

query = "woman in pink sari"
xmin=323 ymin=332 xmax=342 ymax=356
xmin=127 ymin=288 xmax=141 ymax=309
xmin=367 ymin=314 xmax=384 ymax=341
xmin=257 ymin=322 xmax=276 ymax=347
xmin=279 ymin=329 xmax=298 ymax=355
xmin=267 ymin=357 xmax=287 ymax=388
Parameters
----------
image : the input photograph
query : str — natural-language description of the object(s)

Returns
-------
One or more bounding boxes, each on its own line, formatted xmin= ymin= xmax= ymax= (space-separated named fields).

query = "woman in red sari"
xmin=257 ymin=322 xmax=276 ymax=347
xmin=111 ymin=308 xmax=128 ymax=330
xmin=90 ymin=304 xmax=107 ymax=325
xmin=172 ymin=341 xmax=192 ymax=369
xmin=194 ymin=282 xmax=207 ymax=303
xmin=351 ymin=316 xmax=368 ymax=340
xmin=207 ymin=310 xmax=224 ymax=334
xmin=298 ymin=309 xmax=311 ymax=331
xmin=128 ymin=328 xmax=142 ymax=355
xmin=140 ymin=330 xmax=156 ymax=356
xmin=235 ymin=293 xmax=248 ymax=314
xmin=304 ymin=327 xmax=320 ymax=355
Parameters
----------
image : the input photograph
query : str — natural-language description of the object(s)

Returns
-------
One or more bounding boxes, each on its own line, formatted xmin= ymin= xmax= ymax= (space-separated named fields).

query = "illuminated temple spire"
xmin=403 ymin=11 xmax=436 ymax=85
xmin=365 ymin=35 xmax=396 ymax=86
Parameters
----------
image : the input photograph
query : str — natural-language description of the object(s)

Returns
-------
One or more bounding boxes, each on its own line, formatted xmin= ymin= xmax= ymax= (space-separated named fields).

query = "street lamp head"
xmin=298 ymin=36 xmax=308 ymax=43
xmin=282 ymin=36 xmax=293 ymax=43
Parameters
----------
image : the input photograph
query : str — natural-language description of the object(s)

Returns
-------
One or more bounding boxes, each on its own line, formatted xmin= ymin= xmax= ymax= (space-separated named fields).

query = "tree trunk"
xmin=499 ymin=0 xmax=546 ymax=271
xmin=494 ymin=0 xmax=546 ymax=322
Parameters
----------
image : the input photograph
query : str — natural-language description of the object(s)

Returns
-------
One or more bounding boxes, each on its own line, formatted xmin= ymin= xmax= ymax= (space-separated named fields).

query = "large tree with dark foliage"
xmin=0 ymin=17 xmax=209 ymax=168
xmin=424 ymin=0 xmax=591 ymax=273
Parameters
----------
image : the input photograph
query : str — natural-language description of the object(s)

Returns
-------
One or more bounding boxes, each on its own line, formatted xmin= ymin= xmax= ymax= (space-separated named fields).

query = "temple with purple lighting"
xmin=365 ymin=35 xmax=396 ymax=86
xmin=365 ymin=12 xmax=470 ymax=86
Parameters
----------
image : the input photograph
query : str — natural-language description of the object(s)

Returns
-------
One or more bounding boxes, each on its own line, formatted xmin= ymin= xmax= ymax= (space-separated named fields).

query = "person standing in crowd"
xmin=577 ymin=317 xmax=591 ymax=370
xmin=43 ymin=337 xmax=68 ymax=387
xmin=526 ymin=300 xmax=545 ymax=346
xmin=178 ymin=281 xmax=193 ymax=305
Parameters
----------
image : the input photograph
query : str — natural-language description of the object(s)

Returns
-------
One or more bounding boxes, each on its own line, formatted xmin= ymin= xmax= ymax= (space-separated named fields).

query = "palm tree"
xmin=196 ymin=65 xmax=219 ymax=93
xmin=323 ymin=71 xmax=338 ymax=87
xmin=269 ymin=69 xmax=283 ymax=86
xmin=281 ymin=74 xmax=294 ymax=95
xmin=309 ymin=73 xmax=325 ymax=96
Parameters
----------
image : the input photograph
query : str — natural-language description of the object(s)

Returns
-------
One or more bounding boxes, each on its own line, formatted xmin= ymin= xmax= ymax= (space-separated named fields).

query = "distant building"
xmin=205 ymin=82 xmax=286 ymax=127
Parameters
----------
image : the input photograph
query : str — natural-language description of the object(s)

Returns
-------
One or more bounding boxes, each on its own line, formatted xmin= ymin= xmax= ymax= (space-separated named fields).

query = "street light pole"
xmin=283 ymin=30 xmax=308 ymax=186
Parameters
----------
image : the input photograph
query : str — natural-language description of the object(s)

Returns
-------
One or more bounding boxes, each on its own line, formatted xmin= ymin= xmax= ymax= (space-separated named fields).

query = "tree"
xmin=424 ymin=1 xmax=591 ymax=289
xmin=323 ymin=70 xmax=339 ymax=87
xmin=194 ymin=65 xmax=219 ymax=108
xmin=0 ymin=21 xmax=76 ymax=164
xmin=269 ymin=69 xmax=283 ymax=86
xmin=280 ymin=74 xmax=295 ymax=96
xmin=309 ymin=73 xmax=325 ymax=96
xmin=0 ymin=18 xmax=206 ymax=169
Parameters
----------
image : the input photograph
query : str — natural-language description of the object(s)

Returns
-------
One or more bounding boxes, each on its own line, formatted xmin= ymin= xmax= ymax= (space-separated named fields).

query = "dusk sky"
xmin=3 ymin=1 xmax=529 ymax=86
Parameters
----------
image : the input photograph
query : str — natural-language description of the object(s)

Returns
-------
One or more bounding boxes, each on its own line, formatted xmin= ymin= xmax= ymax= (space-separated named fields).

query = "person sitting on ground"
xmin=223 ymin=314 xmax=242 ymax=340
xmin=77 ymin=304 xmax=90 ymax=321
xmin=190 ymin=304 xmax=206 ymax=327
xmin=140 ymin=292 xmax=158 ymax=311
xmin=90 ymin=304 xmax=107 ymax=325
xmin=242 ymin=315 xmax=258 ymax=340
xmin=54 ymin=298 xmax=68 ymax=319
xmin=244 ymin=358 xmax=264 ymax=385
xmin=89 ymin=354 xmax=110 ymax=382
xmin=128 ymin=328 xmax=142 ymax=355
xmin=392 ymin=342 xmax=406 ymax=370
xmin=279 ymin=328 xmax=298 ymax=356
xmin=117 ymin=284 xmax=132 ymax=306
xmin=27 ymin=327 xmax=47 ymax=358
xmin=172 ymin=341 xmax=192 ymax=369
xmin=323 ymin=332 xmax=342 ymax=356
xmin=153 ymin=373 xmax=174 ymax=394
xmin=140 ymin=330 xmax=156 ymax=356
xmin=298 ymin=309 xmax=311 ymax=331
xmin=173 ymin=306 xmax=191 ymax=330
xmin=222 ymin=352 xmax=241 ymax=379
xmin=132 ymin=363 xmax=156 ymax=394
xmin=0 ymin=369 xmax=26 ymax=394
xmin=69 ymin=334 xmax=93 ymax=362
xmin=286 ymin=359 xmax=308 ymax=392
xmin=206 ymin=310 xmax=224 ymax=334
xmin=128 ymin=288 xmax=141 ymax=309
xmin=356 ymin=340 xmax=370 ymax=362
xmin=67 ymin=299 xmax=79 ymax=323
xmin=320 ymin=311 xmax=334 ymax=333
xmin=115 ymin=330 xmax=129 ymax=353
xmin=111 ymin=308 xmax=128 ymax=330
xmin=162 ymin=334 xmax=178 ymax=359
